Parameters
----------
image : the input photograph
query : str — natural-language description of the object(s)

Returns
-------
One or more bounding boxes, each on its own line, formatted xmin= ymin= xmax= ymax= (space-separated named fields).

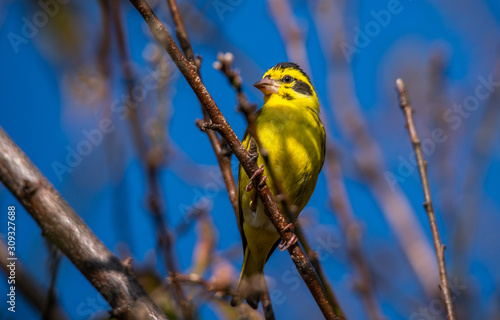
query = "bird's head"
xmin=254 ymin=62 xmax=319 ymax=111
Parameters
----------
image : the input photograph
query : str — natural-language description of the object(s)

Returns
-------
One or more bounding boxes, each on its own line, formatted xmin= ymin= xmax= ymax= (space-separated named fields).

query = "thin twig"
xmin=0 ymin=127 xmax=167 ymax=319
xmin=0 ymin=237 xmax=69 ymax=320
xmin=260 ymin=277 xmax=276 ymax=320
xmin=325 ymin=144 xmax=385 ymax=320
xmin=396 ymin=78 xmax=456 ymax=320
xmin=167 ymin=3 xmax=238 ymax=221
xmin=164 ymin=0 xmax=196 ymax=65
xmin=128 ymin=1 xmax=344 ymax=318
xmin=42 ymin=243 xmax=62 ymax=320
xmin=112 ymin=2 xmax=193 ymax=318
xmin=170 ymin=272 xmax=236 ymax=299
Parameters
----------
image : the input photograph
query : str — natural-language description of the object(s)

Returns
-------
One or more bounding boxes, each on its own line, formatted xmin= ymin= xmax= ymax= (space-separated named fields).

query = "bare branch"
xmin=127 ymin=1 xmax=344 ymax=318
xmin=396 ymin=78 xmax=456 ymax=320
xmin=0 ymin=127 xmax=167 ymax=320
xmin=260 ymin=277 xmax=276 ymax=320
xmin=165 ymin=0 xmax=196 ymax=64
xmin=111 ymin=2 xmax=193 ymax=318
xmin=43 ymin=243 xmax=62 ymax=320
xmin=0 ymin=237 xmax=69 ymax=320
xmin=325 ymin=145 xmax=385 ymax=320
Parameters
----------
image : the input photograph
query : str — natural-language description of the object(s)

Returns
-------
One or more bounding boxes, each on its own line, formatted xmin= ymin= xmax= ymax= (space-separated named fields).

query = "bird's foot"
xmin=279 ymin=223 xmax=298 ymax=251
xmin=283 ymin=222 xmax=294 ymax=232
xmin=245 ymin=164 xmax=267 ymax=192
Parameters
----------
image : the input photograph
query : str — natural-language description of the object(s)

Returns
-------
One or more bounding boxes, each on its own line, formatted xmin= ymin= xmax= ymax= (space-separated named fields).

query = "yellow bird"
xmin=233 ymin=62 xmax=326 ymax=309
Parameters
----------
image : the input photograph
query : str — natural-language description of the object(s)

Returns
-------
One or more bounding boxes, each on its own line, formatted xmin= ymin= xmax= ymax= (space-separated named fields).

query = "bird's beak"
xmin=254 ymin=77 xmax=280 ymax=95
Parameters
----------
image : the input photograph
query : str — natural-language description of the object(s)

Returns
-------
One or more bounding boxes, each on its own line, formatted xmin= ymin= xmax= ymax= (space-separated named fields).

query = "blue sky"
xmin=1 ymin=0 xmax=500 ymax=319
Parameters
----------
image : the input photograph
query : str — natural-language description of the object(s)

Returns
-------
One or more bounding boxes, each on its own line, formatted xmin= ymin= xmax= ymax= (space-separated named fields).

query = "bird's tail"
xmin=231 ymin=247 xmax=265 ymax=309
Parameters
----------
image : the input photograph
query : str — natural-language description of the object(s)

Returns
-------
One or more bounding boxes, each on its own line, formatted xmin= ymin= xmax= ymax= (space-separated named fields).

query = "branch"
xmin=214 ymin=52 xmax=341 ymax=315
xmin=0 ymin=127 xmax=167 ymax=320
xmin=111 ymin=2 xmax=193 ymax=319
xmin=165 ymin=2 xmax=239 ymax=221
xmin=325 ymin=145 xmax=385 ymax=320
xmin=43 ymin=243 xmax=62 ymax=320
xmin=396 ymin=79 xmax=456 ymax=320
xmin=170 ymin=273 xmax=236 ymax=299
xmin=128 ymin=1 xmax=344 ymax=318
xmin=0 ymin=237 xmax=69 ymax=320
xmin=164 ymin=0 xmax=196 ymax=65
xmin=260 ymin=277 xmax=276 ymax=320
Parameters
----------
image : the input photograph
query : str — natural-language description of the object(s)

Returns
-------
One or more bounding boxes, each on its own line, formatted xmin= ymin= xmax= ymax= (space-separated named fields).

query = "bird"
xmin=232 ymin=62 xmax=326 ymax=309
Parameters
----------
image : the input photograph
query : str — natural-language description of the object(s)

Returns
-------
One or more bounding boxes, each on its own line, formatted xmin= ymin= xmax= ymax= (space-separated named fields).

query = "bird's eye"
xmin=282 ymin=75 xmax=293 ymax=84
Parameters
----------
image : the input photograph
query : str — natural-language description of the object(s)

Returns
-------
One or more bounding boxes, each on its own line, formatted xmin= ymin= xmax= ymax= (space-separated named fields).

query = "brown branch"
xmin=190 ymin=209 xmax=216 ymax=275
xmin=260 ymin=277 xmax=276 ymax=320
xmin=0 ymin=237 xmax=69 ymax=320
xmin=170 ymin=272 xmax=236 ymax=299
xmin=195 ymin=118 xmax=239 ymax=221
xmin=42 ymin=243 xmax=62 ymax=320
xmin=128 ymin=1 xmax=344 ymax=318
xmin=172 ymin=267 xmax=274 ymax=320
xmin=0 ymin=127 xmax=167 ymax=320
xmin=214 ymin=52 xmax=341 ymax=314
xmin=111 ymin=2 xmax=193 ymax=319
xmin=164 ymin=0 xmax=196 ymax=65
xmin=325 ymin=145 xmax=385 ymax=320
xmin=396 ymin=79 xmax=456 ymax=320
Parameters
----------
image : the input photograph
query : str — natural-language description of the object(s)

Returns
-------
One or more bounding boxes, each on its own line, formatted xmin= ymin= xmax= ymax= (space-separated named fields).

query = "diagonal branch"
xmin=128 ymin=1 xmax=344 ymax=318
xmin=0 ymin=127 xmax=167 ymax=320
xmin=214 ymin=52 xmax=341 ymax=314
xmin=396 ymin=79 xmax=456 ymax=320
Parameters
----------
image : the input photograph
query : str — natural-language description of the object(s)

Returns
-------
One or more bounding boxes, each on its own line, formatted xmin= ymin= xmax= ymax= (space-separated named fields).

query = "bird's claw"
xmin=279 ymin=232 xmax=298 ymax=251
xmin=283 ymin=222 xmax=294 ymax=232
xmin=245 ymin=164 xmax=266 ymax=192
xmin=279 ymin=223 xmax=297 ymax=251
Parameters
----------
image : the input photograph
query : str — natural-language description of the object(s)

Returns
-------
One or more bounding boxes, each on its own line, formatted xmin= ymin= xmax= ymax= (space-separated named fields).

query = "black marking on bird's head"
xmin=271 ymin=62 xmax=311 ymax=82
xmin=292 ymin=79 xmax=313 ymax=96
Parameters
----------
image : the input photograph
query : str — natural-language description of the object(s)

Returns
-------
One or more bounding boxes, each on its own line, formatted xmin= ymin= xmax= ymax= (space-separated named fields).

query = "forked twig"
xmin=128 ymin=0 xmax=344 ymax=318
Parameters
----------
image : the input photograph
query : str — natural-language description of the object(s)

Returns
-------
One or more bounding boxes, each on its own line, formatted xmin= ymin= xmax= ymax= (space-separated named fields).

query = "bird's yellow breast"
xmin=239 ymin=98 xmax=326 ymax=230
